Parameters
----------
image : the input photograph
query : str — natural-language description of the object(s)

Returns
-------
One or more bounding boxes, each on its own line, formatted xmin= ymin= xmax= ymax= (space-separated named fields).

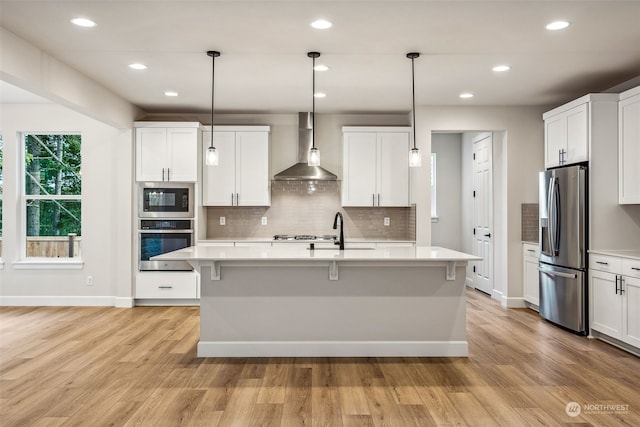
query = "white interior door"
xmin=473 ymin=133 xmax=493 ymax=295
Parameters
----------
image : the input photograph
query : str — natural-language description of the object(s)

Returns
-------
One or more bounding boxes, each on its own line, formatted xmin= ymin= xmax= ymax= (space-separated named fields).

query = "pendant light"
xmin=307 ymin=51 xmax=321 ymax=166
xmin=407 ymin=52 xmax=422 ymax=167
xmin=205 ymin=50 xmax=221 ymax=166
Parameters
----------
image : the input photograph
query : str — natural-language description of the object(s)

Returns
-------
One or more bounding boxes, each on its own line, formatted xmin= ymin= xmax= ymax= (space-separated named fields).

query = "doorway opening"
xmin=430 ymin=130 xmax=507 ymax=301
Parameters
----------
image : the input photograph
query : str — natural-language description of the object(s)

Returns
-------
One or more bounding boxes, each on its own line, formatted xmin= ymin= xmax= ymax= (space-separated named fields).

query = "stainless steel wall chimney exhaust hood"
xmin=273 ymin=112 xmax=338 ymax=181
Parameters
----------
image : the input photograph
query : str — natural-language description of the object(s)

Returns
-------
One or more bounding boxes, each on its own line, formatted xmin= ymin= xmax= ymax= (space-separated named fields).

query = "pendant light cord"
xmin=211 ymin=53 xmax=215 ymax=148
xmin=207 ymin=51 xmax=220 ymax=148
xmin=312 ymin=55 xmax=316 ymax=150
xmin=411 ymin=55 xmax=416 ymax=150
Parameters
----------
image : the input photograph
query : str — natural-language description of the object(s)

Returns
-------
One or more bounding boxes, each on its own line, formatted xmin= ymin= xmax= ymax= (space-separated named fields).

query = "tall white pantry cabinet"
xmin=341 ymin=127 xmax=410 ymax=207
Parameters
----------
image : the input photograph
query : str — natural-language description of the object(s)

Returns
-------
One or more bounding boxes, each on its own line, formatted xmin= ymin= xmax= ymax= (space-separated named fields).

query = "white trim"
xmin=114 ymin=297 xmax=135 ymax=308
xmin=501 ymin=295 xmax=527 ymax=308
xmin=0 ymin=296 xmax=114 ymax=306
xmin=0 ymin=260 xmax=4 ymax=269
xmin=12 ymin=259 xmax=84 ymax=269
xmin=134 ymin=298 xmax=199 ymax=307
xmin=197 ymin=340 xmax=468 ymax=358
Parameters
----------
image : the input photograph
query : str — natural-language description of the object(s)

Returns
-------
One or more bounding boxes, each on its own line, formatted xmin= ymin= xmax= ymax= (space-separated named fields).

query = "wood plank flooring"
xmin=1 ymin=290 xmax=639 ymax=426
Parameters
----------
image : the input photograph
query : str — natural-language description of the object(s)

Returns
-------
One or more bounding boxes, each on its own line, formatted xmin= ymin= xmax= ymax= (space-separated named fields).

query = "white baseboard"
xmin=114 ymin=297 xmax=135 ymax=308
xmin=197 ymin=340 xmax=469 ymax=357
xmin=0 ymin=296 xmax=116 ymax=306
xmin=501 ymin=295 xmax=527 ymax=308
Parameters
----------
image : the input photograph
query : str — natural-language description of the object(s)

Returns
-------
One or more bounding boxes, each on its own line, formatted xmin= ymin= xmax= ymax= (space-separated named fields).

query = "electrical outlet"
xmin=261 ymin=216 xmax=268 ymax=225
xmin=220 ymin=216 xmax=225 ymax=225
xmin=86 ymin=275 xmax=93 ymax=286
xmin=384 ymin=217 xmax=390 ymax=226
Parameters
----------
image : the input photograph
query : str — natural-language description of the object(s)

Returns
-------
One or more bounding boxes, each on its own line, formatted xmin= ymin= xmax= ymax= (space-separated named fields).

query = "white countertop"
xmin=589 ymin=249 xmax=640 ymax=260
xmin=198 ymin=238 xmax=416 ymax=244
xmin=155 ymin=245 xmax=479 ymax=262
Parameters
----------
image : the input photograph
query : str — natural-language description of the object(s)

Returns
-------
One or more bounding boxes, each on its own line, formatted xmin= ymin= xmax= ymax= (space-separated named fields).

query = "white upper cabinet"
xmin=544 ymin=103 xmax=588 ymax=168
xmin=619 ymin=86 xmax=640 ymax=204
xmin=543 ymin=94 xmax=619 ymax=170
xmin=202 ymin=126 xmax=270 ymax=206
xmin=135 ymin=122 xmax=199 ymax=182
xmin=342 ymin=127 xmax=410 ymax=207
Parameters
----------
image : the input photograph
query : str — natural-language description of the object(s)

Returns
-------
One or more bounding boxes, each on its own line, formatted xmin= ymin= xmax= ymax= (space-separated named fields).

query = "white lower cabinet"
xmin=522 ymin=243 xmax=540 ymax=307
xmin=136 ymin=272 xmax=198 ymax=299
xmin=589 ymin=253 xmax=640 ymax=351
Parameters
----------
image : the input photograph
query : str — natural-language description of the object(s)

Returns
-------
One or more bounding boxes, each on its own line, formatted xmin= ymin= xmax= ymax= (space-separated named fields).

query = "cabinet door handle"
xmin=167 ymin=168 xmax=170 ymax=181
xmin=236 ymin=193 xmax=239 ymax=206
xmin=162 ymin=168 xmax=165 ymax=181
xmin=596 ymin=261 xmax=609 ymax=265
xmin=527 ymin=249 xmax=535 ymax=252
xmin=231 ymin=194 xmax=235 ymax=205
xmin=158 ymin=285 xmax=173 ymax=289
xmin=632 ymin=267 xmax=640 ymax=271
xmin=620 ymin=276 xmax=625 ymax=294
xmin=372 ymin=194 xmax=375 ymax=206
xmin=615 ymin=275 xmax=619 ymax=295
xmin=377 ymin=194 xmax=381 ymax=206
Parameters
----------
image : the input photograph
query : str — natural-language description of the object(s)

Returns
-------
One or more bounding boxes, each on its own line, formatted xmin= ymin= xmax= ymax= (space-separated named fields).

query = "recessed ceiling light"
xmin=314 ymin=92 xmax=326 ymax=98
xmin=314 ymin=64 xmax=329 ymax=72
xmin=492 ymin=65 xmax=511 ymax=72
xmin=311 ymin=19 xmax=332 ymax=29
xmin=459 ymin=93 xmax=474 ymax=99
xmin=546 ymin=20 xmax=570 ymax=30
xmin=129 ymin=63 xmax=147 ymax=70
xmin=70 ymin=17 xmax=96 ymax=27
xmin=164 ymin=91 xmax=179 ymax=97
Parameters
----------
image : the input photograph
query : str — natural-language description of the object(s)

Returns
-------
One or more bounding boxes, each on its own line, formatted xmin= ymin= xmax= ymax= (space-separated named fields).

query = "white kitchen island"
xmin=154 ymin=245 xmax=479 ymax=357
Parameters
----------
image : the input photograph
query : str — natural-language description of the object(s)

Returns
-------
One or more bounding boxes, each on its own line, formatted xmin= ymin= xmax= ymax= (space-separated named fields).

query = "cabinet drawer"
xmin=136 ymin=272 xmax=197 ymax=299
xmin=623 ymin=258 xmax=640 ymax=279
xmin=523 ymin=243 xmax=539 ymax=259
xmin=590 ymin=254 xmax=622 ymax=273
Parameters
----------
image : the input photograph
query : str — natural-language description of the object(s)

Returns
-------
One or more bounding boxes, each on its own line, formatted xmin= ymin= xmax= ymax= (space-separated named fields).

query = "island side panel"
xmin=198 ymin=263 xmax=468 ymax=357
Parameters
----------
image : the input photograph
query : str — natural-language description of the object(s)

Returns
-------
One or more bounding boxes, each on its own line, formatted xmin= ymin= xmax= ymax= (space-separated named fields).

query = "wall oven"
xmin=139 ymin=182 xmax=194 ymax=218
xmin=138 ymin=219 xmax=193 ymax=271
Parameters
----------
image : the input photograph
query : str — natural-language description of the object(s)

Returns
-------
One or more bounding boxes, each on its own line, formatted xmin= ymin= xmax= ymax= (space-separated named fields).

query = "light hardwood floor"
xmin=1 ymin=289 xmax=639 ymax=426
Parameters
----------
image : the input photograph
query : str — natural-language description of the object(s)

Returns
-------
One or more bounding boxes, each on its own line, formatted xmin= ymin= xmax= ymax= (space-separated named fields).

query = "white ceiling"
xmin=1 ymin=0 xmax=639 ymax=114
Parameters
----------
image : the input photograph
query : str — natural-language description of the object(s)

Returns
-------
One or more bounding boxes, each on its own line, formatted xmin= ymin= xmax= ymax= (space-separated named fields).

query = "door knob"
xmin=484 ymin=233 xmax=491 ymax=238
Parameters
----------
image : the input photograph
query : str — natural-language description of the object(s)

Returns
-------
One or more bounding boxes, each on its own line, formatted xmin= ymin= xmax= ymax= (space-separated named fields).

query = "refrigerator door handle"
xmin=547 ymin=176 xmax=555 ymax=256
xmin=538 ymin=267 xmax=577 ymax=279
xmin=551 ymin=176 xmax=561 ymax=256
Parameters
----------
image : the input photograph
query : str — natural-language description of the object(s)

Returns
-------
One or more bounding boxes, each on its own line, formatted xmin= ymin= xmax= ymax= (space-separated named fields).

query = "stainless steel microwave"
xmin=139 ymin=182 xmax=194 ymax=218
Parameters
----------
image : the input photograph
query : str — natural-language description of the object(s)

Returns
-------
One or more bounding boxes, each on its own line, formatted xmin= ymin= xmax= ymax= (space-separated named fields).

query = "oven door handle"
xmin=139 ymin=229 xmax=193 ymax=234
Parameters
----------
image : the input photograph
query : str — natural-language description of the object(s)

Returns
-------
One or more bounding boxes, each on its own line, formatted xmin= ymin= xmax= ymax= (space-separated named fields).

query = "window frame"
xmin=16 ymin=132 xmax=83 ymax=267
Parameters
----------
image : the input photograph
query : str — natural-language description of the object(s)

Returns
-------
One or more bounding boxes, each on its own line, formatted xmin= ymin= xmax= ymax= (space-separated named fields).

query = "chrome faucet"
xmin=333 ymin=211 xmax=345 ymax=250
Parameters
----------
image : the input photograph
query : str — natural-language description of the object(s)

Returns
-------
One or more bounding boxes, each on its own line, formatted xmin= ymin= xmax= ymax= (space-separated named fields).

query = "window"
xmin=431 ymin=152 xmax=437 ymax=219
xmin=23 ymin=134 xmax=81 ymax=258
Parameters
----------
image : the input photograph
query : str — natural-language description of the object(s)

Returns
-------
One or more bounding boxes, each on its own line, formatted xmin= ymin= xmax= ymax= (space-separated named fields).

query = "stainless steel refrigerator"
xmin=538 ymin=165 xmax=587 ymax=334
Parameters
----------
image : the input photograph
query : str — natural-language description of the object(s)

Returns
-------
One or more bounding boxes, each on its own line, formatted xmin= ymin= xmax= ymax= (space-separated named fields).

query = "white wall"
xmin=431 ymin=133 xmax=462 ymax=251
xmin=0 ymin=104 xmax=133 ymax=306
xmin=412 ymin=106 xmax=546 ymax=307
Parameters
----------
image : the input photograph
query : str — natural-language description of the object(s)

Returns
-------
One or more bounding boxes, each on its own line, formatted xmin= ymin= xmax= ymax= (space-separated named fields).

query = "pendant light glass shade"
xmin=206 ymin=146 xmax=219 ymax=166
xmin=308 ymin=147 xmax=321 ymax=166
xmin=308 ymin=52 xmax=321 ymax=166
xmin=206 ymin=50 xmax=221 ymax=166
xmin=409 ymin=147 xmax=422 ymax=167
xmin=407 ymin=52 xmax=421 ymax=168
